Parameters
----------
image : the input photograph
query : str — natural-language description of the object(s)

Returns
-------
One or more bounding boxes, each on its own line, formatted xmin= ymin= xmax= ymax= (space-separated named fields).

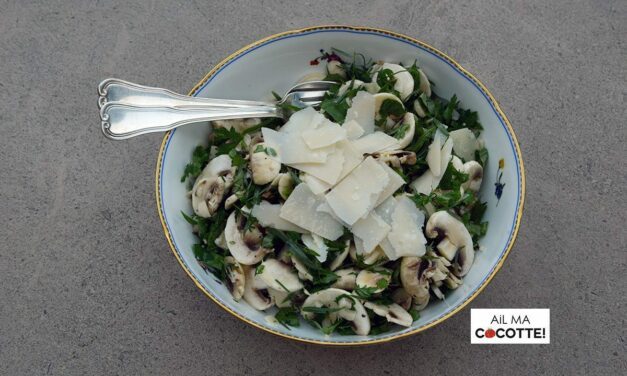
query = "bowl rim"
xmin=155 ymin=25 xmax=526 ymax=346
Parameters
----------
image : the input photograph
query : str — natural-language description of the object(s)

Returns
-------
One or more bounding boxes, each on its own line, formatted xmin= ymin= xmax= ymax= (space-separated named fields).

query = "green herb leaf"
xmin=181 ymin=145 xmax=210 ymax=182
xmin=275 ymin=307 xmax=300 ymax=329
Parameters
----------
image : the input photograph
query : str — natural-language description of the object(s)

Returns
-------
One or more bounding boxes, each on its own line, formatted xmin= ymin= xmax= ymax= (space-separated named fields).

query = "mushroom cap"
xmin=425 ymin=211 xmax=475 ymax=277
xmin=267 ymin=288 xmax=291 ymax=308
xmin=413 ymin=98 xmax=427 ymax=118
xmin=418 ymin=68 xmax=431 ymax=97
xmin=242 ymin=266 xmax=274 ymax=311
xmin=250 ymin=142 xmax=281 ymax=185
xmin=364 ymin=302 xmax=414 ymax=327
xmin=400 ymin=257 xmax=431 ymax=310
xmin=224 ymin=212 xmax=272 ymax=265
xmin=256 ymin=259 xmax=303 ymax=293
xmin=391 ymin=288 xmax=413 ymax=311
xmin=191 ymin=155 xmax=234 ymax=218
xmin=462 ymin=161 xmax=483 ymax=192
xmin=301 ymin=288 xmax=371 ymax=336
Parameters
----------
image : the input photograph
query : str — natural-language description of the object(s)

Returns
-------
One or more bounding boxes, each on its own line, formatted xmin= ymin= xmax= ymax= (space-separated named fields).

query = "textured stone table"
xmin=1 ymin=1 xmax=625 ymax=374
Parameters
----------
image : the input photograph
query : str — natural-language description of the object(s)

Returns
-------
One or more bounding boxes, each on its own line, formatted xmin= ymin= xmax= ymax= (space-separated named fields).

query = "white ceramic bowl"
xmin=156 ymin=26 xmax=525 ymax=345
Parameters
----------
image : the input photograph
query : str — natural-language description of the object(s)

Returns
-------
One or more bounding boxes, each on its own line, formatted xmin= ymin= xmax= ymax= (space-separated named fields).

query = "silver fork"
xmin=98 ymin=78 xmax=334 ymax=140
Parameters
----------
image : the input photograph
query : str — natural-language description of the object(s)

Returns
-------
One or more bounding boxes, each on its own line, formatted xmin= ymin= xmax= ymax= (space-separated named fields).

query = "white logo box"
xmin=471 ymin=309 xmax=550 ymax=344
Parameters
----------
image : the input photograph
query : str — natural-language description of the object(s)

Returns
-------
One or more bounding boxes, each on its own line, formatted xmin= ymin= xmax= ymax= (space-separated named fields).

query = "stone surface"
xmin=0 ymin=0 xmax=625 ymax=375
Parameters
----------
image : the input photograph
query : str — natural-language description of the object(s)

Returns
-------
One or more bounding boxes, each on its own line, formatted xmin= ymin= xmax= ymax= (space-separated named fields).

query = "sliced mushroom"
xmin=371 ymin=150 xmax=417 ymax=168
xmin=224 ymin=212 xmax=272 ymax=265
xmin=191 ymin=154 xmax=234 ymax=218
xmin=356 ymin=269 xmax=391 ymax=293
xmin=461 ymin=161 xmax=483 ymax=192
xmin=431 ymin=284 xmax=445 ymax=300
xmin=444 ymin=273 xmax=463 ymax=290
xmin=391 ymin=288 xmax=413 ymax=311
xmin=417 ymin=68 xmax=431 ymax=97
xmin=268 ymin=288 xmax=291 ymax=308
xmin=338 ymin=79 xmax=364 ymax=97
xmin=372 ymin=63 xmax=415 ymax=100
xmin=400 ymin=257 xmax=431 ymax=310
xmin=242 ymin=266 xmax=274 ymax=310
xmin=349 ymin=245 xmax=387 ymax=266
xmin=301 ymin=288 xmax=371 ymax=335
xmin=413 ymin=99 xmax=427 ymax=118
xmin=425 ymin=211 xmax=475 ymax=277
xmin=364 ymin=302 xmax=413 ymax=327
xmin=327 ymin=60 xmax=347 ymax=79
xmin=373 ymin=93 xmax=404 ymax=125
xmin=224 ymin=193 xmax=239 ymax=210
xmin=257 ymin=259 xmax=303 ymax=292
xmin=275 ymin=173 xmax=294 ymax=200
xmin=328 ymin=240 xmax=351 ymax=271
xmin=291 ymin=254 xmax=313 ymax=281
xmin=331 ymin=268 xmax=358 ymax=290
xmin=214 ymin=230 xmax=228 ymax=250
xmin=225 ymin=257 xmax=245 ymax=301
xmin=396 ymin=112 xmax=416 ymax=149
xmin=249 ymin=142 xmax=281 ymax=185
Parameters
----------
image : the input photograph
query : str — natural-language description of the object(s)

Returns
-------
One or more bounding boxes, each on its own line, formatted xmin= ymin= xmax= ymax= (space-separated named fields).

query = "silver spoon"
xmin=97 ymin=78 xmax=334 ymax=140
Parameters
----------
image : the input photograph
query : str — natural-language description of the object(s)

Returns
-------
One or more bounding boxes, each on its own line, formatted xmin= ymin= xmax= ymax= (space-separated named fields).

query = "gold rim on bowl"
xmin=155 ymin=25 xmax=526 ymax=346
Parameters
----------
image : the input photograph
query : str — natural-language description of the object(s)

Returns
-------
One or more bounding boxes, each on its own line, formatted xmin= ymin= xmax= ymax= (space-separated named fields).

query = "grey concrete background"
xmin=1 ymin=0 xmax=625 ymax=375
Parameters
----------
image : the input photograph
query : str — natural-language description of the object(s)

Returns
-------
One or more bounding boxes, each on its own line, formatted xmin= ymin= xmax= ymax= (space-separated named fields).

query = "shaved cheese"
xmin=251 ymin=201 xmax=307 ymax=233
xmin=325 ymin=157 xmax=389 ymax=226
xmin=352 ymin=132 xmax=400 ymax=155
xmin=262 ymin=128 xmax=329 ymax=164
xmin=385 ymin=196 xmax=427 ymax=260
xmin=280 ymin=183 xmax=344 ymax=240
xmin=352 ymin=212 xmax=391 ymax=254
xmin=302 ymin=120 xmax=347 ymax=149
xmin=292 ymin=146 xmax=344 ymax=184
xmin=301 ymin=173 xmax=332 ymax=195
xmin=427 ymin=131 xmax=442 ymax=176
xmin=449 ymin=128 xmax=478 ymax=161
xmin=414 ymin=131 xmax=455 ymax=194
xmin=292 ymin=140 xmax=363 ymax=185
xmin=301 ymin=233 xmax=328 ymax=262
xmin=432 ymin=137 xmax=454 ymax=188
xmin=343 ymin=119 xmax=365 ymax=140
xmin=374 ymin=196 xmax=398 ymax=257
xmin=345 ymin=91 xmax=375 ymax=135
xmin=375 ymin=162 xmax=405 ymax=206
xmin=280 ymin=106 xmax=325 ymax=134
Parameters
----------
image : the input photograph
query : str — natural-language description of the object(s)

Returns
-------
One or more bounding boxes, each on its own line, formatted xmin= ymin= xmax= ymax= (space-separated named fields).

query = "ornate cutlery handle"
xmin=100 ymin=103 xmax=279 ymax=140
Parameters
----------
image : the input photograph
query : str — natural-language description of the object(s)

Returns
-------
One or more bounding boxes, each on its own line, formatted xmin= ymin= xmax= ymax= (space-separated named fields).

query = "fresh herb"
xmin=376 ymin=99 xmax=406 ymax=127
xmin=261 ymin=233 xmax=275 ymax=249
xmin=475 ymin=147 xmax=489 ymax=167
xmin=352 ymin=285 xmax=379 ymax=300
xmin=255 ymin=264 xmax=265 ymax=276
xmin=253 ymin=144 xmax=277 ymax=157
xmin=409 ymin=308 xmax=420 ymax=321
xmin=301 ymin=306 xmax=346 ymax=315
xmin=438 ymin=162 xmax=469 ymax=190
xmin=181 ymin=145 xmax=210 ymax=182
xmin=375 ymin=68 xmax=398 ymax=94
xmin=275 ymin=307 xmax=300 ymax=329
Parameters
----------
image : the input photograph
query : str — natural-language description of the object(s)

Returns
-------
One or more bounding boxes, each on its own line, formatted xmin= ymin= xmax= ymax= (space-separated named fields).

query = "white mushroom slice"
xmin=364 ymin=302 xmax=413 ymax=327
xmin=396 ymin=113 xmax=416 ymax=149
xmin=444 ymin=273 xmax=463 ymax=290
xmin=449 ymin=128 xmax=478 ymax=162
xmin=391 ymin=288 xmax=413 ymax=311
xmin=301 ymin=288 xmax=371 ymax=335
xmin=214 ymin=230 xmax=228 ymax=250
xmin=301 ymin=233 xmax=329 ymax=263
xmin=257 ymin=259 xmax=303 ymax=292
xmin=418 ymin=69 xmax=431 ymax=97
xmin=462 ymin=161 xmax=483 ymax=192
xmin=431 ymin=285 xmax=445 ymax=300
xmin=356 ymin=269 xmax=391 ymax=293
xmin=328 ymin=240 xmax=351 ymax=271
xmin=191 ymin=154 xmax=234 ymax=218
xmin=268 ymin=288 xmax=292 ymax=308
xmin=413 ymin=99 xmax=427 ymax=118
xmin=349 ymin=245 xmax=387 ymax=266
xmin=338 ymin=79 xmax=364 ymax=97
xmin=276 ymin=173 xmax=295 ymax=199
xmin=242 ymin=266 xmax=274 ymax=310
xmin=250 ymin=142 xmax=281 ymax=185
xmin=224 ymin=212 xmax=272 ymax=265
xmin=451 ymin=156 xmax=464 ymax=171
xmin=436 ymin=238 xmax=459 ymax=261
xmin=425 ymin=211 xmax=475 ymax=277
xmin=327 ymin=60 xmax=347 ymax=79
xmin=225 ymin=257 xmax=245 ymax=301
xmin=400 ymin=257 xmax=431 ymax=310
xmin=291 ymin=255 xmax=313 ymax=281
xmin=372 ymin=63 xmax=414 ymax=100
xmin=224 ymin=193 xmax=239 ymax=210
xmin=331 ymin=268 xmax=358 ymax=290
xmin=373 ymin=92 xmax=404 ymax=123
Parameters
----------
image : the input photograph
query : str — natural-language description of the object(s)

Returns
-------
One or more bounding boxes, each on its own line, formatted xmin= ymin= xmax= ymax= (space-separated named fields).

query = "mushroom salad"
xmin=181 ymin=50 xmax=489 ymax=336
